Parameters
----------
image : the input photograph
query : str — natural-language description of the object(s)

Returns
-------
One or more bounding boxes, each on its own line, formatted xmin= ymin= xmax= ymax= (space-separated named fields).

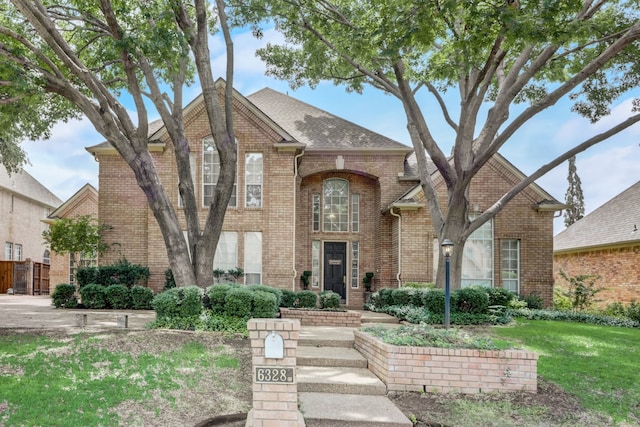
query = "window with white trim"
xmin=43 ymin=250 xmax=50 ymax=265
xmin=351 ymin=241 xmax=359 ymax=288
xmin=245 ymin=153 xmax=263 ymax=208
xmin=501 ymin=240 xmax=520 ymax=294
xmin=203 ymin=136 xmax=236 ymax=207
xmin=312 ymin=240 xmax=320 ymax=287
xmin=244 ymin=232 xmax=262 ymax=285
xmin=461 ymin=217 xmax=493 ymax=288
xmin=323 ymin=178 xmax=349 ymax=232
xmin=312 ymin=193 xmax=320 ymax=232
xmin=69 ymin=252 xmax=97 ymax=284
xmin=15 ymin=244 xmax=22 ymax=261
xmin=5 ymin=242 xmax=12 ymax=260
xmin=351 ymin=194 xmax=360 ymax=232
xmin=214 ymin=231 xmax=238 ymax=272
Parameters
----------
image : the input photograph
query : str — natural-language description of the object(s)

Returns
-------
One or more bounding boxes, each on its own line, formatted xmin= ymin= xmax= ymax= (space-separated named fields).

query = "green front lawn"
xmin=493 ymin=319 xmax=640 ymax=424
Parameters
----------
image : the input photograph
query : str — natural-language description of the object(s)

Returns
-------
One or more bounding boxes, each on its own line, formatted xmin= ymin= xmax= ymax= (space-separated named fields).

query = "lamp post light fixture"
xmin=441 ymin=239 xmax=454 ymax=329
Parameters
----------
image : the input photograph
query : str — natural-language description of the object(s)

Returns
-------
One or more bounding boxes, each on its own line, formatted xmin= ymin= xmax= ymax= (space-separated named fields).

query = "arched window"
xmin=323 ymin=178 xmax=349 ymax=232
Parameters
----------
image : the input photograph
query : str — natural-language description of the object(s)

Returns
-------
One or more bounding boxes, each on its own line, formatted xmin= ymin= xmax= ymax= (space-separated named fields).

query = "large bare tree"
xmin=0 ymin=0 xmax=237 ymax=287
xmin=236 ymin=0 xmax=640 ymax=289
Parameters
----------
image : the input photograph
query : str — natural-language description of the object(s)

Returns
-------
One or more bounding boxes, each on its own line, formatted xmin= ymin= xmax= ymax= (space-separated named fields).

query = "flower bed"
xmin=354 ymin=330 xmax=538 ymax=394
xmin=279 ymin=308 xmax=361 ymax=327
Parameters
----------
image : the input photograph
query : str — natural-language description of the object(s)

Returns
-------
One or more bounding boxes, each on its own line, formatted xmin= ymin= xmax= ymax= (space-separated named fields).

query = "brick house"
xmin=0 ymin=165 xmax=61 ymax=294
xmin=554 ymin=180 xmax=640 ymax=304
xmin=46 ymin=183 xmax=99 ymax=294
xmin=87 ymin=82 xmax=563 ymax=307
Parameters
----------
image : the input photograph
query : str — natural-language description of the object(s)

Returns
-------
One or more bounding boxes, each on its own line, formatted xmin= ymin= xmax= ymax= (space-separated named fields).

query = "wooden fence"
xmin=0 ymin=260 xmax=50 ymax=295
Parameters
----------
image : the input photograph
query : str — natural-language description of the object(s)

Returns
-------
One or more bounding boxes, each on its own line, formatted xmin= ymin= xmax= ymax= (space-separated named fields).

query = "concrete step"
xmin=297 ymin=366 xmax=387 ymax=395
xmin=359 ymin=310 xmax=401 ymax=325
xmin=299 ymin=326 xmax=355 ymax=348
xmin=299 ymin=392 xmax=412 ymax=427
xmin=297 ymin=345 xmax=368 ymax=368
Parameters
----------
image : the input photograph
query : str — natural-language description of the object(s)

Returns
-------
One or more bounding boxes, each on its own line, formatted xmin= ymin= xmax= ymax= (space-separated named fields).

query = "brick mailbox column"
xmin=246 ymin=319 xmax=305 ymax=427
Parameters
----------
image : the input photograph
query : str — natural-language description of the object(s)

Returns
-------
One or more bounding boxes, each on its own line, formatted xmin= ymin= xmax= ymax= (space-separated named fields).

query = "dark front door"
xmin=324 ymin=242 xmax=346 ymax=300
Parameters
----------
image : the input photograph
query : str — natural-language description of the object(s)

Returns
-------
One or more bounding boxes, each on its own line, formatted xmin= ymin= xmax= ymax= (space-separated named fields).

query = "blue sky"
xmin=21 ymin=27 xmax=640 ymax=235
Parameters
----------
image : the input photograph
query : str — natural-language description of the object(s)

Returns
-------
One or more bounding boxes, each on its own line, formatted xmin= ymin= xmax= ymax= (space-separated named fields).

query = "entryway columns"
xmin=246 ymin=318 xmax=305 ymax=427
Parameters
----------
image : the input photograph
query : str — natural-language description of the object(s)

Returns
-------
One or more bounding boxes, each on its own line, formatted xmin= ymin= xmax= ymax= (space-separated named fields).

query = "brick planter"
xmin=279 ymin=308 xmax=361 ymax=327
xmin=354 ymin=330 xmax=538 ymax=394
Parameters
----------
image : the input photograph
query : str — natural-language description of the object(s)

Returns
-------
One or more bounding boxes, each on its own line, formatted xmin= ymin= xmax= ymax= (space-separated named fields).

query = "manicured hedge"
xmin=52 ymin=284 xmax=78 ymax=309
xmin=79 ymin=284 xmax=107 ymax=309
xmin=151 ymin=286 xmax=203 ymax=319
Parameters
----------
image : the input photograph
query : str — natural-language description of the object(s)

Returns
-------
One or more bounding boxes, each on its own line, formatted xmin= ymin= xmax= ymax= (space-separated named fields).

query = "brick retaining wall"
xmin=354 ymin=330 xmax=538 ymax=394
xmin=279 ymin=308 xmax=361 ymax=327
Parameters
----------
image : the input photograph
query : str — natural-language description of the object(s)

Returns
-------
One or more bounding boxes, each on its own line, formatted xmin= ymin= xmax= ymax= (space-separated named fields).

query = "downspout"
xmin=292 ymin=149 xmax=305 ymax=291
xmin=390 ymin=207 xmax=402 ymax=288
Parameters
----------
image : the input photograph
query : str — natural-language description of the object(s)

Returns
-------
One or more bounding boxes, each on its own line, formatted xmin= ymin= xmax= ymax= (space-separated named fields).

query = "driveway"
xmin=0 ymin=294 xmax=156 ymax=331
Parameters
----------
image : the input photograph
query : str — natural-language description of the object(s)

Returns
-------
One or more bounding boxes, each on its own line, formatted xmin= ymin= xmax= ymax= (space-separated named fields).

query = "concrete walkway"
xmin=0 ymin=294 xmax=155 ymax=330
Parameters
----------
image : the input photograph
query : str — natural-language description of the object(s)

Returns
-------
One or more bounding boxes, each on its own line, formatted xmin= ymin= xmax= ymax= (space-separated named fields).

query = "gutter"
xmin=292 ymin=149 xmax=305 ymax=290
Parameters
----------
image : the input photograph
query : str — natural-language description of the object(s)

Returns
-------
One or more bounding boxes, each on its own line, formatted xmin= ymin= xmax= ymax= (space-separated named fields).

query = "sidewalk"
xmin=0 ymin=294 xmax=155 ymax=330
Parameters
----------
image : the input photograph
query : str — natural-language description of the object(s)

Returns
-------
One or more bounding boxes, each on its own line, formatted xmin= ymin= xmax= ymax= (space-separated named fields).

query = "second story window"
xmin=203 ymin=136 xmax=236 ymax=208
xmin=245 ymin=153 xmax=263 ymax=208
xmin=323 ymin=178 xmax=349 ymax=232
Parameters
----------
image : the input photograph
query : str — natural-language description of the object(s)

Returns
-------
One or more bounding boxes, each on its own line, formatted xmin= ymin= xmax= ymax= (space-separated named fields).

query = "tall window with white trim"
xmin=245 ymin=153 xmax=263 ymax=208
xmin=323 ymin=178 xmax=349 ymax=232
xmin=214 ymin=231 xmax=238 ymax=272
xmin=461 ymin=217 xmax=493 ymax=288
xmin=351 ymin=194 xmax=360 ymax=232
xmin=244 ymin=232 xmax=262 ymax=285
xmin=312 ymin=194 xmax=320 ymax=232
xmin=351 ymin=241 xmax=359 ymax=288
xmin=501 ymin=240 xmax=520 ymax=294
xmin=203 ymin=136 xmax=236 ymax=207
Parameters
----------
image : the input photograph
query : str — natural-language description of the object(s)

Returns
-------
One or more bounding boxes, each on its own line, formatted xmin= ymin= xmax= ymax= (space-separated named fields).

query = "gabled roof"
xmin=247 ymin=88 xmax=412 ymax=153
xmin=0 ymin=165 xmax=61 ymax=208
xmin=554 ymin=180 xmax=640 ymax=253
xmin=47 ymin=183 xmax=98 ymax=220
xmin=388 ymin=152 xmax=564 ymax=211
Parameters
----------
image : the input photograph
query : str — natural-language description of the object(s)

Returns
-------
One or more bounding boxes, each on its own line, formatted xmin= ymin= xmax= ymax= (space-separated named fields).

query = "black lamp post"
xmin=441 ymin=239 xmax=454 ymax=329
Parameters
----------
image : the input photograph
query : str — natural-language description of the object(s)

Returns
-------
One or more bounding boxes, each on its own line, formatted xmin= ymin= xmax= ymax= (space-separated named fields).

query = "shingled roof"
xmin=554 ymin=180 xmax=640 ymax=252
xmin=247 ymin=88 xmax=412 ymax=152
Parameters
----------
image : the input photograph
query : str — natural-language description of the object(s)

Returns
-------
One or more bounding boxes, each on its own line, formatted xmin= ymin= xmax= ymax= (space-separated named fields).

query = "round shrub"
xmin=296 ymin=290 xmax=318 ymax=308
xmin=151 ymin=286 xmax=203 ymax=319
xmin=280 ymin=289 xmax=297 ymax=307
xmin=79 ymin=284 xmax=107 ymax=309
xmin=421 ymin=289 xmax=446 ymax=314
xmin=130 ymin=286 xmax=154 ymax=310
xmin=523 ymin=292 xmax=544 ymax=310
xmin=105 ymin=284 xmax=131 ymax=309
xmin=207 ymin=284 xmax=234 ymax=314
xmin=391 ymin=288 xmax=414 ymax=306
xmin=454 ymin=287 xmax=489 ymax=314
xmin=409 ymin=289 xmax=429 ymax=307
xmin=252 ymin=291 xmax=278 ymax=318
xmin=319 ymin=290 xmax=341 ymax=309
xmin=248 ymin=285 xmax=283 ymax=308
xmin=377 ymin=288 xmax=395 ymax=308
xmin=485 ymin=287 xmax=515 ymax=307
xmin=224 ymin=287 xmax=253 ymax=318
xmin=51 ymin=284 xmax=78 ymax=308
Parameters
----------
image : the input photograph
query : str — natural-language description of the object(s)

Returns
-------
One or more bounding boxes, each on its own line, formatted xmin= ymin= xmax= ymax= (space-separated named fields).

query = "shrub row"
xmin=76 ymin=259 xmax=150 ymax=289
xmin=51 ymin=283 xmax=154 ymax=310
xmin=366 ymin=286 xmax=521 ymax=325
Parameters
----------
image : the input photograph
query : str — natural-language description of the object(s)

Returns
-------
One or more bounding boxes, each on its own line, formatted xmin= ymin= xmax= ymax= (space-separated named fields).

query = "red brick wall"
xmin=94 ymin=95 xmax=556 ymax=305
xmin=554 ymin=245 xmax=640 ymax=304
xmin=354 ymin=330 xmax=538 ymax=394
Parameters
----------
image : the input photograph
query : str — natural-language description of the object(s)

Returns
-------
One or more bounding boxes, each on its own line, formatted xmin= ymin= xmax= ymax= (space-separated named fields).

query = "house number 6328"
xmin=254 ymin=367 xmax=294 ymax=384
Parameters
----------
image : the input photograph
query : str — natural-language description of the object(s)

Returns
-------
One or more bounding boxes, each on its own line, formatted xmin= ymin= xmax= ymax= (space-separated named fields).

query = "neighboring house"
xmin=87 ymin=81 xmax=563 ymax=307
xmin=554 ymin=180 xmax=640 ymax=304
xmin=0 ymin=165 xmax=62 ymax=294
xmin=46 ymin=184 xmax=99 ymax=294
